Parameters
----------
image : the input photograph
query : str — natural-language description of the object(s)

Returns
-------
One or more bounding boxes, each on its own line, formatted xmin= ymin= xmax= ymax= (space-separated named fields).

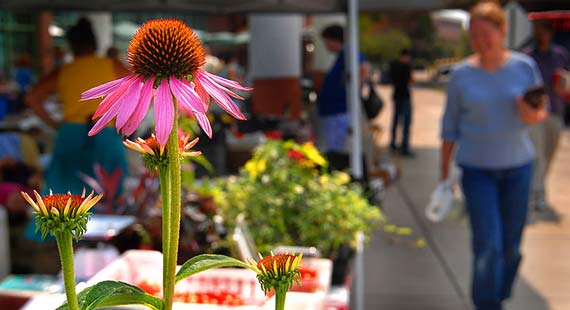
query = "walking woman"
xmin=26 ymin=18 xmax=129 ymax=196
xmin=440 ymin=1 xmax=547 ymax=309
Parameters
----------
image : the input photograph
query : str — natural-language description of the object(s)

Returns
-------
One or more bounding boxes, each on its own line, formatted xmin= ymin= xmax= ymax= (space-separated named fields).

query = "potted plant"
xmin=208 ymin=140 xmax=384 ymax=284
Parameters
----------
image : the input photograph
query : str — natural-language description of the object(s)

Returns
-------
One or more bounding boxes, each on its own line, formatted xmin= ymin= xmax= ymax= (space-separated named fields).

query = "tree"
xmin=359 ymin=15 xmax=411 ymax=64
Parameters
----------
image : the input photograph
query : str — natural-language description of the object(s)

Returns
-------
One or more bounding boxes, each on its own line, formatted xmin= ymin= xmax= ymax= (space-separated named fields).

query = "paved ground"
xmin=353 ymin=85 xmax=570 ymax=310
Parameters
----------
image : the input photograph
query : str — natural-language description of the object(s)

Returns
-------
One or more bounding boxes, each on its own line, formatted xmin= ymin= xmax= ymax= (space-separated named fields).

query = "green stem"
xmin=274 ymin=288 xmax=287 ymax=310
xmin=163 ymin=109 xmax=181 ymax=310
xmin=55 ymin=232 xmax=79 ymax=310
xmin=158 ymin=166 xmax=171 ymax=302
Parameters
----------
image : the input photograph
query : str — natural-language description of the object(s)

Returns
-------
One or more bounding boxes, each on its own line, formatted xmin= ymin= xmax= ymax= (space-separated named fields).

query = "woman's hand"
xmin=440 ymin=141 xmax=455 ymax=181
xmin=553 ymin=69 xmax=570 ymax=97
xmin=517 ymin=95 xmax=548 ymax=124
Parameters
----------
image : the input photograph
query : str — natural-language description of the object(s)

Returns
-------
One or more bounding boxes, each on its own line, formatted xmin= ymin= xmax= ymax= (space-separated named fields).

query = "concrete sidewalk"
xmin=354 ymin=86 xmax=570 ymax=310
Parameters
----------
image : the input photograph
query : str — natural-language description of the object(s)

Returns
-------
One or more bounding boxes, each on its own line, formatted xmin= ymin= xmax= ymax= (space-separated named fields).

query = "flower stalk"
xmin=274 ymin=284 xmax=288 ymax=310
xmin=157 ymin=166 xmax=170 ymax=297
xmin=55 ymin=231 xmax=79 ymax=310
xmin=163 ymin=107 xmax=182 ymax=310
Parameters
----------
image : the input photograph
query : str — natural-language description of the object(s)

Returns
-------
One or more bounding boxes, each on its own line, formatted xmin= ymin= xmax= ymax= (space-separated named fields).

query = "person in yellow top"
xmin=26 ymin=17 xmax=129 ymax=199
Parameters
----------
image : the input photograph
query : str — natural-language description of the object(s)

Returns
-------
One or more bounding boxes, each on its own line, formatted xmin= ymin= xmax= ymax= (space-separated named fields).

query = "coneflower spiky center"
xmin=145 ymin=136 xmax=163 ymax=154
xmin=127 ymin=19 xmax=206 ymax=78
xmin=258 ymin=254 xmax=296 ymax=272
xmin=43 ymin=194 xmax=85 ymax=212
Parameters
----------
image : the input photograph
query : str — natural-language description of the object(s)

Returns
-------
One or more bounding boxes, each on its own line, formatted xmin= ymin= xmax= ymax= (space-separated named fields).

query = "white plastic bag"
xmin=425 ymin=180 xmax=454 ymax=222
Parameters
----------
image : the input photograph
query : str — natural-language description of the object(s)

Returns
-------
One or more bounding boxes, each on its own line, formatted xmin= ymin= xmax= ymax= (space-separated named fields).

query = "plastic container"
xmin=88 ymin=250 xmax=333 ymax=310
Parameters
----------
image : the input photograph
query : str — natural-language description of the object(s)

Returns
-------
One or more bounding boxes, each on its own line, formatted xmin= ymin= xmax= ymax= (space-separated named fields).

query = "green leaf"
xmin=189 ymin=154 xmax=214 ymax=174
xmin=57 ymin=281 xmax=163 ymax=310
xmin=175 ymin=254 xmax=252 ymax=283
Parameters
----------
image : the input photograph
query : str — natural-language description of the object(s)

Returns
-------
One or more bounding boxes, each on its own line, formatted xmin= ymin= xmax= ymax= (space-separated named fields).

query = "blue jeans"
xmin=320 ymin=113 xmax=350 ymax=152
xmin=460 ymin=162 xmax=533 ymax=310
xmin=390 ymin=98 xmax=412 ymax=152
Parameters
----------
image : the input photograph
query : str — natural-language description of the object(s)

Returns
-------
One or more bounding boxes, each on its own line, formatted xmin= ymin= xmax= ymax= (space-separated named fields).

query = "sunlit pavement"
xmin=352 ymin=85 xmax=570 ymax=310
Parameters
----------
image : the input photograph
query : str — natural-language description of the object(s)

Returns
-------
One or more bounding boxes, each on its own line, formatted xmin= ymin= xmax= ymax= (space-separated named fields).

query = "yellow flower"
xmin=299 ymin=159 xmax=316 ymax=169
xmin=257 ymin=159 xmax=267 ymax=173
xmin=333 ymin=172 xmax=351 ymax=185
xmin=245 ymin=159 xmax=267 ymax=178
xmin=21 ymin=189 xmax=103 ymax=239
xmin=301 ymin=142 xmax=327 ymax=167
xmin=245 ymin=160 xmax=257 ymax=178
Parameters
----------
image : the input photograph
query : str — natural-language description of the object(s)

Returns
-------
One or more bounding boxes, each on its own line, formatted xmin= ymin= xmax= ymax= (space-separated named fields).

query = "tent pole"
xmin=347 ymin=0 xmax=363 ymax=180
xmin=347 ymin=0 xmax=364 ymax=309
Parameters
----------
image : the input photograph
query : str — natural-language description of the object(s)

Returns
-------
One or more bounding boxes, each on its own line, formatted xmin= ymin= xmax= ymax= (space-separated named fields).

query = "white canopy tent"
xmin=0 ymin=0 xmax=452 ymax=178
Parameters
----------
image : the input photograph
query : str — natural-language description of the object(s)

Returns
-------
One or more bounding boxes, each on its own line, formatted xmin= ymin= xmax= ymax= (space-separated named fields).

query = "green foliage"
xmin=34 ymin=212 xmax=91 ymax=241
xmin=57 ymin=281 xmax=164 ymax=310
xmin=176 ymin=254 xmax=252 ymax=282
xmin=361 ymin=28 xmax=411 ymax=63
xmin=431 ymin=30 xmax=472 ymax=60
xmin=208 ymin=140 xmax=383 ymax=258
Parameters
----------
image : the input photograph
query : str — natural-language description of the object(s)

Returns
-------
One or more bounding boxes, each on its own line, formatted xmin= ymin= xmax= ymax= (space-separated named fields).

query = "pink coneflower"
xmin=81 ymin=19 xmax=251 ymax=145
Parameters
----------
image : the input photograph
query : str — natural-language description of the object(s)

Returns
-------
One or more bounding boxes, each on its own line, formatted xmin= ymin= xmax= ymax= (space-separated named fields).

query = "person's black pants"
xmin=390 ymin=98 xmax=412 ymax=152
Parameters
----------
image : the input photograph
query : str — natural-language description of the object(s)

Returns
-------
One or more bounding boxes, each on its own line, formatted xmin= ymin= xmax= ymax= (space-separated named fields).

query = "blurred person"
xmin=0 ymin=71 xmax=18 ymax=120
xmin=440 ymin=1 xmax=547 ymax=309
xmin=106 ymin=46 xmax=120 ymax=62
xmin=0 ymin=132 xmax=42 ymax=217
xmin=26 ymin=17 xmax=129 ymax=197
xmin=52 ymin=46 xmax=67 ymax=69
xmin=0 ymin=133 xmax=51 ymax=274
xmin=202 ymin=45 xmax=223 ymax=75
xmin=220 ymin=53 xmax=245 ymax=85
xmin=388 ymin=48 xmax=414 ymax=157
xmin=524 ymin=20 xmax=570 ymax=211
xmin=318 ymin=24 xmax=369 ymax=152
xmin=13 ymin=53 xmax=34 ymax=113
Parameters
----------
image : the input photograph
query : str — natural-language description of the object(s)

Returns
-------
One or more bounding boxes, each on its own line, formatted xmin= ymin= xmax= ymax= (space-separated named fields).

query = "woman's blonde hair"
xmin=470 ymin=0 xmax=506 ymax=29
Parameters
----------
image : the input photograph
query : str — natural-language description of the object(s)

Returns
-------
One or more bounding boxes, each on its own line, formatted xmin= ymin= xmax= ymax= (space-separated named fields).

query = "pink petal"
xmin=193 ymin=78 xmax=210 ymax=110
xmin=154 ymin=79 xmax=175 ymax=145
xmin=122 ymin=78 xmax=155 ymax=136
xmin=195 ymin=74 xmax=246 ymax=120
xmin=196 ymin=70 xmax=246 ymax=100
xmin=169 ymin=78 xmax=206 ymax=114
xmin=195 ymin=112 xmax=212 ymax=138
xmin=198 ymin=69 xmax=253 ymax=91
xmin=92 ymin=76 xmax=137 ymax=119
xmin=81 ymin=76 xmax=131 ymax=101
xmin=115 ymin=77 xmax=143 ymax=130
xmin=88 ymin=99 xmax=123 ymax=136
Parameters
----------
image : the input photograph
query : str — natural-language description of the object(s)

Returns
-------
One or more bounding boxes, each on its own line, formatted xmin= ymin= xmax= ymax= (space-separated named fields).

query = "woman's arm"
xmin=517 ymin=96 xmax=548 ymax=124
xmin=440 ymin=141 xmax=455 ymax=181
xmin=25 ymin=70 xmax=60 ymax=129
xmin=360 ymin=61 xmax=370 ymax=83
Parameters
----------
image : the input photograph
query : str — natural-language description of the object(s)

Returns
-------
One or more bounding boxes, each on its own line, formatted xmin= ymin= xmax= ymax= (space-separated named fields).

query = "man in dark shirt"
xmin=525 ymin=20 xmax=570 ymax=210
xmin=318 ymin=24 xmax=368 ymax=152
xmin=389 ymin=49 xmax=414 ymax=156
